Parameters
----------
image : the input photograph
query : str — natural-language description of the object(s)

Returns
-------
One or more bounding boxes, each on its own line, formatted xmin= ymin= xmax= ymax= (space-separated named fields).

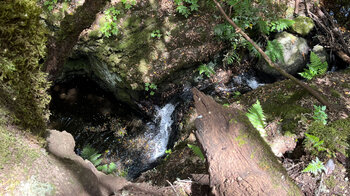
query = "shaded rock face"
xmin=58 ymin=1 xmax=224 ymax=104
xmin=258 ymin=32 xmax=309 ymax=77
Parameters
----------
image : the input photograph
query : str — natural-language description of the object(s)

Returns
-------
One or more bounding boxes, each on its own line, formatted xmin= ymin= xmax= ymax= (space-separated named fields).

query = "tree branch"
xmin=212 ymin=0 xmax=333 ymax=110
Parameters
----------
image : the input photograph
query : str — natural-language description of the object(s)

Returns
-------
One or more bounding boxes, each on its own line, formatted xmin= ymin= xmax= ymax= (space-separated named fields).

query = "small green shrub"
xmin=44 ymin=0 xmax=58 ymax=11
xmin=145 ymin=83 xmax=157 ymax=96
xmin=198 ymin=63 xmax=215 ymax=78
xmin=151 ymin=30 xmax=162 ymax=39
xmin=299 ymin=52 xmax=328 ymax=80
xmin=100 ymin=7 xmax=121 ymax=38
xmin=302 ymin=157 xmax=326 ymax=176
xmin=121 ymin=0 xmax=136 ymax=9
xmin=174 ymin=0 xmax=199 ymax=18
xmin=246 ymin=100 xmax=267 ymax=137
xmin=313 ymin=105 xmax=327 ymax=125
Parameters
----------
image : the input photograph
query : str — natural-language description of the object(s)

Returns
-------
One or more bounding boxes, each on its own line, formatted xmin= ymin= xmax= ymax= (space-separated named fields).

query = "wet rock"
xmin=258 ymin=32 xmax=309 ymax=77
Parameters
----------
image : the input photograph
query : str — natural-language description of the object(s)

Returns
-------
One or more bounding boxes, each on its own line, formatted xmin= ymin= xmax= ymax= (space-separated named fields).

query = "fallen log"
xmin=192 ymin=88 xmax=302 ymax=195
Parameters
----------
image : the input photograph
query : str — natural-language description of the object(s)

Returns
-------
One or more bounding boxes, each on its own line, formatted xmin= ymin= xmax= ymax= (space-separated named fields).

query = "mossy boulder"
xmin=292 ymin=16 xmax=315 ymax=36
xmin=258 ymin=32 xmax=309 ymax=77
xmin=57 ymin=1 xmax=223 ymax=104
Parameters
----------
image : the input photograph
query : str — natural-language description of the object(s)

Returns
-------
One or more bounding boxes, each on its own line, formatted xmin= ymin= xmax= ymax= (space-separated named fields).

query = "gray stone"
xmin=258 ymin=32 xmax=309 ymax=77
xmin=312 ymin=44 xmax=327 ymax=63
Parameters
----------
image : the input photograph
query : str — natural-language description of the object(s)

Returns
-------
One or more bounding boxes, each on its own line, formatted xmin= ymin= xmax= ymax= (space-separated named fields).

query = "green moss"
xmin=0 ymin=0 xmax=51 ymax=134
xmin=306 ymin=118 xmax=350 ymax=156
xmin=263 ymin=90 xmax=310 ymax=134
xmin=234 ymin=134 xmax=248 ymax=147
xmin=292 ymin=16 xmax=315 ymax=36
xmin=330 ymin=89 xmax=341 ymax=98
xmin=325 ymin=175 xmax=337 ymax=189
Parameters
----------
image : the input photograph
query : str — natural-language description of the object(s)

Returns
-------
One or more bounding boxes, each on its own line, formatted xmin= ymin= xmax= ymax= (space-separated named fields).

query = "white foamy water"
xmin=234 ymin=74 xmax=264 ymax=89
xmin=144 ymin=103 xmax=175 ymax=161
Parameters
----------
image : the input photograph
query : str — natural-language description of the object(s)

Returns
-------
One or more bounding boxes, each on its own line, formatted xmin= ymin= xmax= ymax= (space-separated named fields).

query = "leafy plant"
xmin=164 ymin=149 xmax=172 ymax=160
xmin=304 ymin=133 xmax=326 ymax=153
xmin=121 ymin=0 xmax=136 ymax=9
xmin=100 ymin=7 xmax=121 ymax=38
xmin=145 ymin=83 xmax=157 ymax=96
xmin=174 ymin=0 xmax=199 ymax=18
xmin=258 ymin=19 xmax=295 ymax=35
xmin=198 ymin=63 xmax=215 ymax=78
xmin=213 ymin=1 xmax=289 ymax=65
xmin=187 ymin=144 xmax=205 ymax=161
xmin=313 ymin=105 xmax=327 ymax=125
xmin=265 ymin=40 xmax=284 ymax=63
xmin=246 ymin=100 xmax=267 ymax=137
xmin=44 ymin=0 xmax=58 ymax=11
xmin=81 ymin=146 xmax=117 ymax=174
xmin=302 ymin=157 xmax=326 ymax=176
xmin=151 ymin=30 xmax=162 ymax=38
xmin=299 ymin=52 xmax=328 ymax=80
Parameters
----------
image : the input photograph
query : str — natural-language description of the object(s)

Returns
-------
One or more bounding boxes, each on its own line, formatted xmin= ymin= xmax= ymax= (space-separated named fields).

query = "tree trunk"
xmin=192 ymin=88 xmax=302 ymax=196
xmin=212 ymin=0 xmax=333 ymax=110
xmin=44 ymin=0 xmax=108 ymax=80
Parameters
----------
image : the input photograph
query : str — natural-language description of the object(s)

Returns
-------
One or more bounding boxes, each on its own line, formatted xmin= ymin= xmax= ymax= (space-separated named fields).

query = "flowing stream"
xmin=144 ymin=103 xmax=176 ymax=162
xmin=49 ymin=77 xmax=177 ymax=179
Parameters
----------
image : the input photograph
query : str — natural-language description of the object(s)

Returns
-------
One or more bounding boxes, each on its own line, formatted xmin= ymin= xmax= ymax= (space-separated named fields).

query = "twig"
xmin=166 ymin=180 xmax=179 ymax=196
xmin=315 ymin=173 xmax=324 ymax=196
xmin=212 ymin=0 xmax=333 ymax=110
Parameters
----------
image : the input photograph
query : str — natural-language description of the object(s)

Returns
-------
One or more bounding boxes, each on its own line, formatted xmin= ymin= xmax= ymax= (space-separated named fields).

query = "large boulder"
xmin=258 ymin=32 xmax=309 ymax=77
xmin=56 ymin=1 xmax=224 ymax=104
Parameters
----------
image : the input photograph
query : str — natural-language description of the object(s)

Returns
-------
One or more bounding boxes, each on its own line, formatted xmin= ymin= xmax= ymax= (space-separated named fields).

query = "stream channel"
xmin=48 ymin=64 xmax=267 ymax=180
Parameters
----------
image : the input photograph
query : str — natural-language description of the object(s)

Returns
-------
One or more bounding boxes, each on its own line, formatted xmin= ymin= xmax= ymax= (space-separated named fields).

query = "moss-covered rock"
xmin=0 ymin=0 xmax=50 ymax=134
xmin=292 ymin=16 xmax=315 ymax=36
xmin=306 ymin=118 xmax=350 ymax=156
xmin=56 ymin=1 xmax=223 ymax=103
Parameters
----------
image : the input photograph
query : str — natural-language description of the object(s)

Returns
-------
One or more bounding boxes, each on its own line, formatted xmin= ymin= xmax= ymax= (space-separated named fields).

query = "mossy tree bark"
xmin=192 ymin=88 xmax=302 ymax=195
xmin=44 ymin=0 xmax=108 ymax=80
xmin=213 ymin=0 xmax=333 ymax=110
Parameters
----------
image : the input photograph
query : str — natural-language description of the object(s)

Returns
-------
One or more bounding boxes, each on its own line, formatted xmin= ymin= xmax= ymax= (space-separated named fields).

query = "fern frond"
xmin=265 ymin=40 xmax=284 ymax=63
xmin=302 ymin=157 xmax=326 ymax=176
xmin=81 ymin=145 xmax=98 ymax=160
xmin=299 ymin=52 xmax=328 ymax=80
xmin=246 ymin=100 xmax=267 ymax=137
xmin=188 ymin=144 xmax=205 ymax=161
xmin=274 ymin=19 xmax=295 ymax=32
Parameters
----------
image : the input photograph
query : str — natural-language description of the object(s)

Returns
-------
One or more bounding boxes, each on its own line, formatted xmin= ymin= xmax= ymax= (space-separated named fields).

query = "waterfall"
xmin=144 ymin=103 xmax=176 ymax=162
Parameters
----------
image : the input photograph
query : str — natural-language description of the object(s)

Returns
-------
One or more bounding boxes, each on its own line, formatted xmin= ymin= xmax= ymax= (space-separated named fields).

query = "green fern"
xmin=299 ymin=52 xmax=328 ymax=80
xmin=187 ymin=144 xmax=205 ymax=161
xmin=304 ymin=133 xmax=326 ymax=153
xmin=81 ymin=145 xmax=98 ymax=160
xmin=302 ymin=157 xmax=326 ymax=176
xmin=258 ymin=19 xmax=294 ymax=35
xmin=246 ymin=100 xmax=267 ymax=137
xmin=81 ymin=146 xmax=117 ymax=174
xmin=265 ymin=40 xmax=284 ymax=63
xmin=198 ymin=63 xmax=215 ymax=78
